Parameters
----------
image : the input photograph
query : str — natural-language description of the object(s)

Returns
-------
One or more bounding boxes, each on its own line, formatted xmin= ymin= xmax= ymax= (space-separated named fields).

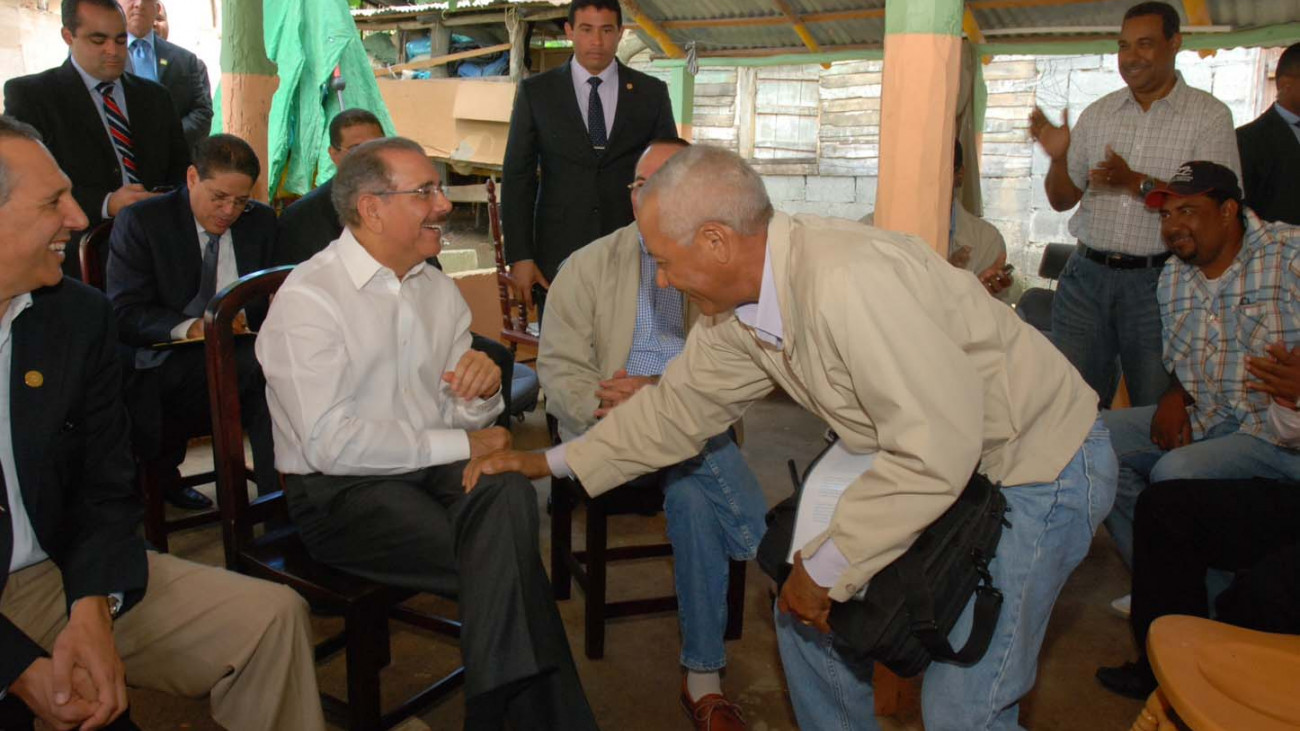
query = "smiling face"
xmin=63 ymin=1 xmax=129 ymax=82
xmin=1117 ymin=13 xmax=1180 ymax=96
xmin=0 ymin=138 xmax=90 ymax=299
xmin=1159 ymin=193 xmax=1241 ymax=275
xmin=361 ymin=148 xmax=453 ymax=274
xmin=565 ymin=6 xmax=620 ymax=75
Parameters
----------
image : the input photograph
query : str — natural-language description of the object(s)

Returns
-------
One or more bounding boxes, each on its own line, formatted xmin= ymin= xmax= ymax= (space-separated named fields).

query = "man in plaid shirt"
xmin=1030 ymin=1 xmax=1240 ymax=409
xmin=1102 ymin=162 xmax=1300 ymax=576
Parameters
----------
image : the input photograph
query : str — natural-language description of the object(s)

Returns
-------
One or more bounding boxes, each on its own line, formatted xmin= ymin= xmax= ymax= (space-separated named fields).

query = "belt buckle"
xmin=1106 ymin=252 xmax=1125 ymax=266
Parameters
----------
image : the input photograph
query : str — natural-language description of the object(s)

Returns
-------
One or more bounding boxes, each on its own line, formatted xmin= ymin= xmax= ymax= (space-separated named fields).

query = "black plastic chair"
xmin=1015 ymin=242 xmax=1075 ymax=334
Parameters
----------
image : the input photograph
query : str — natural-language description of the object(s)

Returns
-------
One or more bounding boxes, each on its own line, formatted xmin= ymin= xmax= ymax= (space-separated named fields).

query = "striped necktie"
xmin=94 ymin=81 xmax=140 ymax=185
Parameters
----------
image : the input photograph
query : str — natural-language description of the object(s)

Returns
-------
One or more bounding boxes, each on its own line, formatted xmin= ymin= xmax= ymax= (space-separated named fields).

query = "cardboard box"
xmin=377 ymin=78 xmax=516 ymax=170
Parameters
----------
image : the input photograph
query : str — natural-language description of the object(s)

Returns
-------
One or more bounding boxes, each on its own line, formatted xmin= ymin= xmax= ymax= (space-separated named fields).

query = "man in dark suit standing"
xmin=107 ymin=133 xmax=276 ymax=510
xmin=1238 ymin=42 xmax=1300 ymax=225
xmin=3 ymin=0 xmax=189 ymax=280
xmin=117 ymin=0 xmax=214 ymax=151
xmin=502 ymin=0 xmax=677 ymax=312
xmin=0 ymin=115 xmax=324 ymax=731
xmin=274 ymin=108 xmax=384 ymax=267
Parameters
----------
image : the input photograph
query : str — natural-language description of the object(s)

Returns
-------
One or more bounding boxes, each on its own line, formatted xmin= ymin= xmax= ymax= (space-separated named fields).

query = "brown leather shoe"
xmin=680 ymin=678 xmax=746 ymax=731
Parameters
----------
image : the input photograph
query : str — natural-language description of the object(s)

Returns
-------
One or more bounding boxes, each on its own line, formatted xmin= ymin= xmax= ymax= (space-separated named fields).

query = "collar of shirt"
xmin=570 ymin=58 xmax=618 ymax=93
xmin=1116 ymin=71 xmax=1188 ymax=113
xmin=1 ymin=293 xmax=34 ymax=343
xmin=1275 ymin=102 xmax=1300 ymax=127
xmin=734 ymin=245 xmax=783 ymax=347
xmin=127 ymin=30 xmax=156 ymax=53
xmin=336 ymin=227 xmax=428 ymax=291
xmin=70 ymin=54 xmax=121 ymax=98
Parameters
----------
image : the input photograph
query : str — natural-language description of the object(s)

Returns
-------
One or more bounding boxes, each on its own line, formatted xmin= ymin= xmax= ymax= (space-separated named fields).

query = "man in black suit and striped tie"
xmin=3 ymin=0 xmax=189 ymax=279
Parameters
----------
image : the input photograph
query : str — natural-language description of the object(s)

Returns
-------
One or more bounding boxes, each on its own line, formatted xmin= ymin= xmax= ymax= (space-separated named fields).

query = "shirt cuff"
xmin=171 ymin=318 xmax=198 ymax=341
xmin=546 ymin=442 xmax=575 ymax=479
xmin=102 ymin=194 xmax=111 ymax=220
xmin=426 ymin=430 xmax=471 ymax=467
xmin=802 ymin=537 xmax=851 ymax=589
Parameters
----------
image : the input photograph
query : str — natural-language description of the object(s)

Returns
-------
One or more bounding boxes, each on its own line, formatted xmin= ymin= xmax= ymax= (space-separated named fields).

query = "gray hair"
xmin=331 ymin=136 xmax=425 ymax=227
xmin=0 ymin=115 xmax=44 ymax=207
xmin=639 ymin=145 xmax=773 ymax=246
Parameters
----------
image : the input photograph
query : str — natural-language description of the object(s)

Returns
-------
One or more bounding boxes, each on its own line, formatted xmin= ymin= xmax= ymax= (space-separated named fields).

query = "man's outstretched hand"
xmin=462 ymin=449 xmax=551 ymax=492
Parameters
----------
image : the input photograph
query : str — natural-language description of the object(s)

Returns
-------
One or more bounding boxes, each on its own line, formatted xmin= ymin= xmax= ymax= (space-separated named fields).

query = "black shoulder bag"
xmin=757 ymin=438 xmax=1010 ymax=678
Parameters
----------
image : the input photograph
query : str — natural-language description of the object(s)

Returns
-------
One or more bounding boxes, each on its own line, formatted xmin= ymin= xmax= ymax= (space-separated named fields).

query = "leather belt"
xmin=1078 ymin=243 xmax=1172 ymax=270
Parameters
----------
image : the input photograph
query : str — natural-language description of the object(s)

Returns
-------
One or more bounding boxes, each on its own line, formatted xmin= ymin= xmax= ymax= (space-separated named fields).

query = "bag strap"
xmin=898 ymin=553 xmax=1004 ymax=665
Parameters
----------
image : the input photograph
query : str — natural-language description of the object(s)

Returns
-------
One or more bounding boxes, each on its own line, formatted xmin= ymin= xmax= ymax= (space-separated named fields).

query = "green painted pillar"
xmin=667 ymin=64 xmax=695 ymax=140
xmin=876 ymin=0 xmax=964 ymax=253
xmin=220 ymin=0 xmax=279 ymax=201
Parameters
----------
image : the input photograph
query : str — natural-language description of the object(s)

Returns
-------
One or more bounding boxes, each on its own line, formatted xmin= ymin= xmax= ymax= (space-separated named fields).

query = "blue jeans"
xmin=776 ymin=420 xmax=1116 ymax=731
xmin=1102 ymin=405 xmax=1300 ymax=568
xmin=663 ymin=433 xmax=768 ymax=672
xmin=1051 ymin=251 xmax=1169 ymax=408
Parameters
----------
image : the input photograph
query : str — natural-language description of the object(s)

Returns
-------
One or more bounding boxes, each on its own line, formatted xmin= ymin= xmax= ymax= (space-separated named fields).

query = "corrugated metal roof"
xmin=626 ymin=0 xmax=1299 ymax=57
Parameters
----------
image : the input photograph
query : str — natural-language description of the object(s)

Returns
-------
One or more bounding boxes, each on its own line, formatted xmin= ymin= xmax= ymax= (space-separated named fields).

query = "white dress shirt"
xmin=1 ymin=294 xmax=47 ymax=572
xmin=256 ymin=229 xmax=503 ymax=476
xmin=170 ymin=219 xmax=240 ymax=340
xmin=570 ymin=59 xmax=618 ymax=137
xmin=70 ymin=57 xmax=132 ymax=218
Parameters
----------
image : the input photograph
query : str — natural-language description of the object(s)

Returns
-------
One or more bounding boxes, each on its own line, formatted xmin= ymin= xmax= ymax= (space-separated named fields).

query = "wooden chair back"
xmin=78 ymin=220 xmax=115 ymax=291
xmin=486 ymin=178 xmax=539 ymax=353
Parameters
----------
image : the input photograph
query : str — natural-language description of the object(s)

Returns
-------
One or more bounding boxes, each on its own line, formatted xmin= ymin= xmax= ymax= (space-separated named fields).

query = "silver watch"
xmin=1138 ymin=176 xmax=1156 ymax=198
xmin=106 ymin=595 xmax=122 ymax=619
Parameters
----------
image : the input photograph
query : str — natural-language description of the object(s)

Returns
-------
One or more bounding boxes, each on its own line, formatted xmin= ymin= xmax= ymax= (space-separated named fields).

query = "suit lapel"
xmin=58 ymin=61 xmax=120 ymax=174
xmin=171 ymin=188 xmax=203 ymax=288
xmin=153 ymin=37 xmax=174 ymax=84
xmin=9 ymin=293 xmax=59 ymax=526
xmin=556 ymin=60 xmax=599 ymax=161
xmin=605 ymin=62 xmax=636 ymax=150
xmin=230 ymin=212 xmax=262 ymax=276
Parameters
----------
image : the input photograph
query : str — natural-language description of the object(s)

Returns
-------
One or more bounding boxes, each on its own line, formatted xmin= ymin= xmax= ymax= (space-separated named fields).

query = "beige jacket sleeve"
xmin=565 ymin=316 xmax=774 ymax=494
xmin=537 ymin=259 xmax=604 ymax=438
xmin=805 ymin=260 xmax=986 ymax=600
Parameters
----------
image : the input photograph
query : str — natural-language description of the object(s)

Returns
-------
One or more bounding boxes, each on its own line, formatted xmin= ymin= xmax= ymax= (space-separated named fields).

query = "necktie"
xmin=94 ymin=82 xmax=141 ymax=185
xmin=587 ymin=77 xmax=608 ymax=151
xmin=130 ymin=39 xmax=157 ymax=82
xmin=184 ymin=233 xmax=221 ymax=318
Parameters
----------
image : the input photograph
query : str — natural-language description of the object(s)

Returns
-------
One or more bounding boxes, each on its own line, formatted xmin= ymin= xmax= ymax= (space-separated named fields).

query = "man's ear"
xmin=1222 ymin=198 xmax=1239 ymax=222
xmin=698 ymin=223 xmax=731 ymax=263
xmin=358 ymin=194 xmax=384 ymax=233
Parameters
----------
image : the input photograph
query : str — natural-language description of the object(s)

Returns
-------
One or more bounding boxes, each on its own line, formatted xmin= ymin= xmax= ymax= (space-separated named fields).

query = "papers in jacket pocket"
xmin=788 ymin=441 xmax=877 ymax=563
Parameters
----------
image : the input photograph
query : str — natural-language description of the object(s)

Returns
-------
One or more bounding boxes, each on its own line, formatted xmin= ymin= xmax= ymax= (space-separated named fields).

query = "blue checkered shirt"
xmin=1158 ymin=209 xmax=1300 ymax=445
xmin=625 ymin=237 xmax=686 ymax=377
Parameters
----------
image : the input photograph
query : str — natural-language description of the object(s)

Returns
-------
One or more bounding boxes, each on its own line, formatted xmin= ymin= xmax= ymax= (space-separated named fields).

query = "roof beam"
xmin=772 ymin=0 xmax=832 ymax=69
xmin=658 ymin=8 xmax=884 ymax=30
xmin=1182 ymin=0 xmax=1218 ymax=57
xmin=620 ymin=0 xmax=686 ymax=58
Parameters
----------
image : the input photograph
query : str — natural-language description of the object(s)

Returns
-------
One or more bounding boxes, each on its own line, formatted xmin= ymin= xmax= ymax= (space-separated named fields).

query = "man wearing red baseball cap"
xmin=1097 ymin=160 xmax=1300 ymax=696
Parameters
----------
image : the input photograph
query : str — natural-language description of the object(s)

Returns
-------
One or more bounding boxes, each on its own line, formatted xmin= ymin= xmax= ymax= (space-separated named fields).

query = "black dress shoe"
xmin=1096 ymin=661 xmax=1157 ymax=699
xmin=165 ymin=485 xmax=214 ymax=510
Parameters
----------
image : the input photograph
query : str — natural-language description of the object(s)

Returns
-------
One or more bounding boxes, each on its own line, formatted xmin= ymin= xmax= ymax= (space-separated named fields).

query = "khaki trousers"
xmin=0 ymin=552 xmax=324 ymax=731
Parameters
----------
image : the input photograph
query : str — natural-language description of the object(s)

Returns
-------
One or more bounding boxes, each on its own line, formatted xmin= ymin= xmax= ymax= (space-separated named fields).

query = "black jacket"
xmin=501 ymin=59 xmax=677 ymax=280
xmin=3 ymin=61 xmax=190 ymax=236
xmin=273 ymin=179 xmax=340 ymax=266
xmin=106 ymin=186 xmax=275 ymax=351
xmin=154 ymin=36 xmax=215 ymax=151
xmin=1237 ymin=105 xmax=1300 ymax=225
xmin=0 ymin=279 xmax=146 ymax=688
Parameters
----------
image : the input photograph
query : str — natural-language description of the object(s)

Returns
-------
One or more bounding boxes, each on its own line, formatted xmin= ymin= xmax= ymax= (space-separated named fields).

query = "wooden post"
xmin=220 ymin=0 xmax=278 ymax=202
xmin=429 ymin=21 xmax=451 ymax=79
xmin=736 ymin=67 xmax=757 ymax=159
xmin=668 ymin=64 xmax=695 ymax=140
xmin=874 ymin=0 xmax=964 ymax=254
xmin=507 ymin=8 xmax=529 ymax=82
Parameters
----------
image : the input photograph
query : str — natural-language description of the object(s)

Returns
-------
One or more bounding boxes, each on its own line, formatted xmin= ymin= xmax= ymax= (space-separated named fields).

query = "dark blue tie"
xmin=587 ymin=77 xmax=607 ymax=152
xmin=184 ymin=233 xmax=221 ymax=317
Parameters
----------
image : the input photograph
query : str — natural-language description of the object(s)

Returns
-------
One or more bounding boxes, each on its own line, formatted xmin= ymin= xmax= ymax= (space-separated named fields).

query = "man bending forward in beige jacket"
xmin=466 ymin=145 xmax=1118 ymax=731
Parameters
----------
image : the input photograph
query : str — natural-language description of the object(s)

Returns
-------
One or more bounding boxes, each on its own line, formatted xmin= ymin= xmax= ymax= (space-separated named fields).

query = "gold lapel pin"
xmin=160 ymin=59 xmax=169 ymax=67
xmin=24 ymin=370 xmax=43 ymax=388
xmin=626 ymin=82 xmax=633 ymax=90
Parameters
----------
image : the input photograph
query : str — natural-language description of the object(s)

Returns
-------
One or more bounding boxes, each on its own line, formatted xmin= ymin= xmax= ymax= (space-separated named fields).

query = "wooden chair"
xmin=1131 ymin=615 xmax=1300 ymax=731
xmin=204 ymin=267 xmax=465 ymax=730
xmin=486 ymin=178 xmax=538 ymax=357
xmin=546 ymin=415 xmax=746 ymax=659
xmin=77 ymin=220 xmax=220 ymax=553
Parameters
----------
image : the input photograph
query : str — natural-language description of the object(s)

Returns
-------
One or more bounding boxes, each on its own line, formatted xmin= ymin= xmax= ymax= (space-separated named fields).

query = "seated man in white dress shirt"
xmin=255 ymin=136 xmax=598 ymax=731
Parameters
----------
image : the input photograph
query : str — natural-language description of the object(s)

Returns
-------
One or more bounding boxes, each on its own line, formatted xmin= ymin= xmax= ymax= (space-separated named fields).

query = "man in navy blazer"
xmin=0 ymin=114 xmax=324 ymax=731
xmin=501 ymin=0 xmax=677 ymax=312
xmin=107 ymin=133 xmax=276 ymax=510
xmin=1237 ymin=42 xmax=1300 ymax=225
xmin=117 ymin=0 xmax=214 ymax=151
xmin=3 ymin=0 xmax=190 ymax=279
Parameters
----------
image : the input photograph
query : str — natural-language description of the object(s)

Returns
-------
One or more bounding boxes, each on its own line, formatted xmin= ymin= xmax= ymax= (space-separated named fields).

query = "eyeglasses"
xmin=627 ymin=180 xmax=646 ymax=192
xmin=373 ymin=184 xmax=447 ymax=200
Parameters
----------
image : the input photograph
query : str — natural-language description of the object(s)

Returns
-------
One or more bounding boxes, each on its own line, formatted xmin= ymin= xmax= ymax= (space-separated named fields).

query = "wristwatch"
xmin=106 ymin=595 xmax=122 ymax=619
xmin=1138 ymin=176 xmax=1156 ymax=199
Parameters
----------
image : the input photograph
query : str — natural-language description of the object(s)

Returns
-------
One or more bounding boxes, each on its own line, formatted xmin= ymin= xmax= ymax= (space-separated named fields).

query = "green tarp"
xmin=214 ymin=0 xmax=394 ymax=197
